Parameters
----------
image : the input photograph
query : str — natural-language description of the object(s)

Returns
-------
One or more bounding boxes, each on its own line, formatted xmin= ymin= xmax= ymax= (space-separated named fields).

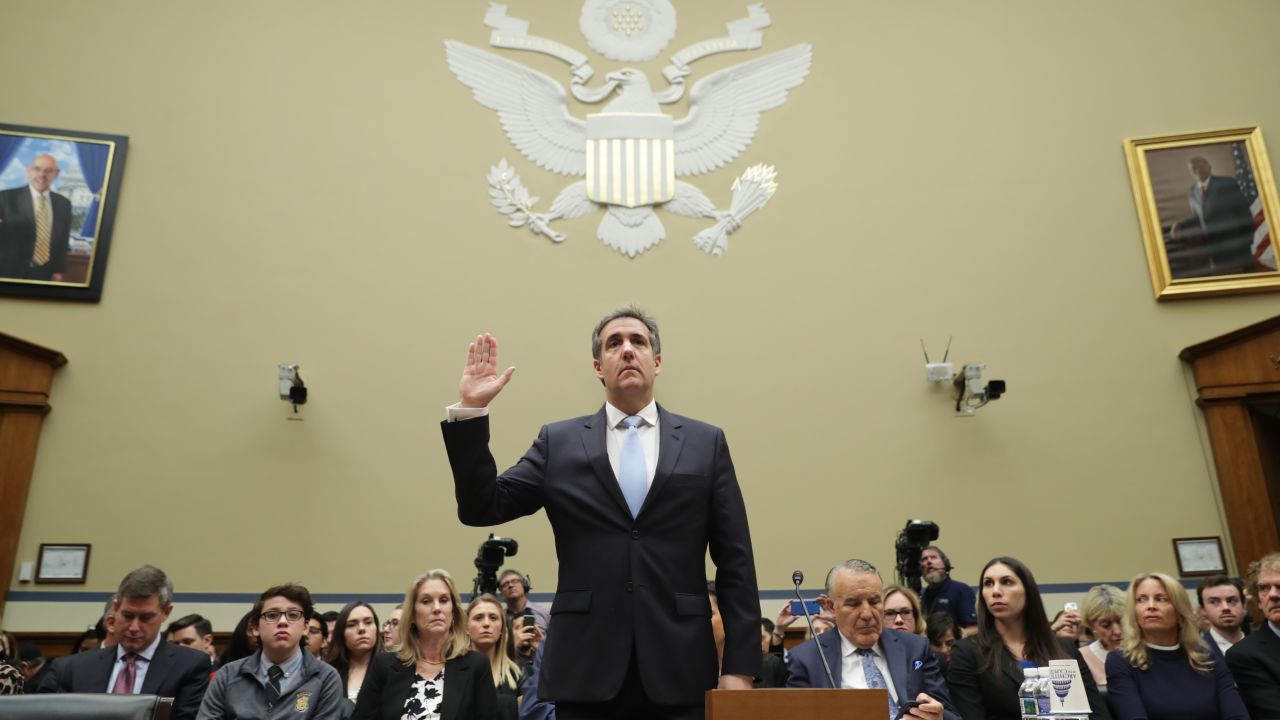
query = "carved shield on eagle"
xmin=585 ymin=113 xmax=675 ymax=208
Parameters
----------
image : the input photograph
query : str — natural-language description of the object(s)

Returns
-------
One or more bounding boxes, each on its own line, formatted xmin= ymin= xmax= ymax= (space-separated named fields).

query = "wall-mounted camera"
xmin=953 ymin=362 xmax=1005 ymax=416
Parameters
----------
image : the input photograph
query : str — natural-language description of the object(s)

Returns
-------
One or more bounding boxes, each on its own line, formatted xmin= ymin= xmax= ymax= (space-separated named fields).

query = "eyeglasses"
xmin=260 ymin=609 xmax=306 ymax=623
xmin=383 ymin=619 xmax=400 ymax=629
xmin=883 ymin=609 xmax=914 ymax=620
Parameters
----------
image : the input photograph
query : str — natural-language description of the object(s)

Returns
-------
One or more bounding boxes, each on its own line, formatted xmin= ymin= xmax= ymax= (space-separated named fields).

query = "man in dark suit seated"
xmin=1226 ymin=552 xmax=1280 ymax=718
xmin=786 ymin=559 xmax=959 ymax=720
xmin=38 ymin=565 xmax=210 ymax=720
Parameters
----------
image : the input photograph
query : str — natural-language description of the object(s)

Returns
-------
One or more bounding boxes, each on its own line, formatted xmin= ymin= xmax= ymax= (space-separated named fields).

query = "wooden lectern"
xmin=707 ymin=688 xmax=889 ymax=720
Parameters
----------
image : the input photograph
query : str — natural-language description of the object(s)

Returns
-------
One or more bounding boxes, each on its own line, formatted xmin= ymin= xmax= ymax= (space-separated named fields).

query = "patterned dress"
xmin=401 ymin=669 xmax=444 ymax=720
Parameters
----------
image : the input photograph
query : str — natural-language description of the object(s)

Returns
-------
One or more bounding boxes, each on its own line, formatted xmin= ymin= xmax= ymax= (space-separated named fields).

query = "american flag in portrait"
xmin=1232 ymin=142 xmax=1277 ymax=270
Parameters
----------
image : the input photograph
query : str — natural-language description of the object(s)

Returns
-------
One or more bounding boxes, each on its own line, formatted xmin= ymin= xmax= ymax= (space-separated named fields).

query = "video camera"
xmin=894 ymin=519 xmax=939 ymax=595
xmin=472 ymin=534 xmax=519 ymax=596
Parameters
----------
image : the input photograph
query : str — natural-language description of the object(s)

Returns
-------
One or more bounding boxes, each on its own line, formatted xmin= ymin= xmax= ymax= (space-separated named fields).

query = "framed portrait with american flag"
xmin=1124 ymin=126 xmax=1280 ymax=300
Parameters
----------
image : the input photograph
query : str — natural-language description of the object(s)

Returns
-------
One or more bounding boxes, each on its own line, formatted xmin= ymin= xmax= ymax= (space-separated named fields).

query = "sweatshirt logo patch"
xmin=294 ymin=691 xmax=312 ymax=712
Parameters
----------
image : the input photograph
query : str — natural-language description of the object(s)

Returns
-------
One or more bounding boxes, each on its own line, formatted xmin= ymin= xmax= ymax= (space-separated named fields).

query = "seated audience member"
xmin=1106 ymin=572 xmax=1248 ymax=720
xmin=787 ymin=559 xmax=958 ymax=720
xmin=946 ymin=557 xmax=1110 ymax=720
xmin=883 ymin=584 xmax=928 ymax=638
xmin=926 ymin=613 xmax=959 ymax=673
xmin=17 ymin=642 xmax=51 ymax=693
xmin=382 ymin=605 xmax=403 ymax=651
xmin=1197 ymin=575 xmax=1246 ymax=659
xmin=352 ymin=568 xmax=495 ymax=720
xmin=169 ymin=613 xmax=218 ymax=666
xmin=72 ymin=619 xmax=108 ymax=653
xmin=1226 ymin=551 xmax=1280 ymax=718
xmin=466 ymin=593 xmax=524 ymax=720
xmin=768 ymin=602 xmax=797 ymax=653
xmin=220 ymin=611 xmax=261 ymax=666
xmin=320 ymin=611 xmax=340 ymax=657
xmin=38 ymin=565 xmax=210 ymax=720
xmin=1050 ymin=605 xmax=1083 ymax=642
xmin=1079 ymin=583 xmax=1126 ymax=688
xmin=327 ymin=601 xmax=383 ymax=705
xmin=921 ymin=546 xmax=978 ymax=635
xmin=760 ymin=618 xmax=775 ymax=653
xmin=498 ymin=570 xmax=550 ymax=634
xmin=197 ymin=583 xmax=344 ymax=720
xmin=307 ymin=613 xmax=328 ymax=658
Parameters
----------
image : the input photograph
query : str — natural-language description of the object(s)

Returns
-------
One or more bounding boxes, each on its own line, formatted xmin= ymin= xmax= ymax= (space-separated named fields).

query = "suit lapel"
xmin=639 ymin=405 xmax=684 ymax=517
xmin=139 ymin=642 xmax=172 ymax=694
xmin=819 ymin=630 xmax=843 ymax=688
xmin=90 ymin=647 xmax=117 ymax=692
xmin=881 ymin=631 xmax=910 ymax=704
xmin=439 ymin=658 xmax=469 ymax=720
xmin=999 ymin=649 xmax=1024 ymax=689
xmin=581 ymin=408 xmax=632 ymax=520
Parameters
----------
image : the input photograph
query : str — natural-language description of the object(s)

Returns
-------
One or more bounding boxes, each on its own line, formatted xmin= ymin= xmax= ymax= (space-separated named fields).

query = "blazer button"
xmin=631 ymin=530 xmax=640 ymax=539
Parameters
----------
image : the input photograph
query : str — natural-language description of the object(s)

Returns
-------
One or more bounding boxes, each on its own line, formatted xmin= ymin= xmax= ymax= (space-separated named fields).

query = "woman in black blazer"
xmin=946 ymin=556 xmax=1111 ymax=720
xmin=352 ymin=569 xmax=496 ymax=720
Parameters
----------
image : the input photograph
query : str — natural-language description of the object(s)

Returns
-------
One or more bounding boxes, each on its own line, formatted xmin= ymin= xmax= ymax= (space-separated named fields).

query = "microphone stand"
xmin=792 ymin=570 xmax=836 ymax=689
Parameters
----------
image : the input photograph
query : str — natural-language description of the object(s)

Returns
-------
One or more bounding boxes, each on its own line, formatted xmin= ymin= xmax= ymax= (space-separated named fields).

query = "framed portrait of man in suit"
xmin=0 ymin=124 xmax=128 ymax=302
xmin=1124 ymin=126 xmax=1280 ymax=300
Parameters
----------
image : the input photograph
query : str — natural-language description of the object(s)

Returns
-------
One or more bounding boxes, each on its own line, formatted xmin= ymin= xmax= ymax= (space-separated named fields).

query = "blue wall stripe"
xmin=7 ymin=580 xmax=1199 ymax=605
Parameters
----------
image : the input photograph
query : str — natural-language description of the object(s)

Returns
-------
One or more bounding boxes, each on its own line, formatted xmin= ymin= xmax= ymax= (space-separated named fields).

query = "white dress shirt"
xmin=445 ymin=400 xmax=660 ymax=489
xmin=838 ymin=631 xmax=898 ymax=703
xmin=106 ymin=633 xmax=161 ymax=693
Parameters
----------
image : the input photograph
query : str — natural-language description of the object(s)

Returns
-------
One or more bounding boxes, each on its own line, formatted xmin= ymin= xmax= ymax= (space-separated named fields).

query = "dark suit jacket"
xmin=785 ymin=628 xmax=960 ymax=720
xmin=441 ymin=405 xmax=759 ymax=705
xmin=946 ymin=636 xmax=1110 ymax=720
xmin=1225 ymin=624 xmax=1280 ymax=718
xmin=38 ymin=640 xmax=211 ymax=720
xmin=1174 ymin=175 xmax=1257 ymax=273
xmin=0 ymin=185 xmax=72 ymax=279
xmin=350 ymin=650 xmax=494 ymax=720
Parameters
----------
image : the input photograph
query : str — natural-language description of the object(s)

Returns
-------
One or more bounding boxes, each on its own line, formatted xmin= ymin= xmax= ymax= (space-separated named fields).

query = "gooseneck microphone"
xmin=792 ymin=570 xmax=836 ymax=689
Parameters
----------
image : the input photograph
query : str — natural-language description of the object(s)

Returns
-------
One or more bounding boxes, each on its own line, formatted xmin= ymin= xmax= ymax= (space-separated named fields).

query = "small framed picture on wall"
xmin=35 ymin=543 xmax=91 ymax=583
xmin=1172 ymin=537 xmax=1226 ymax=577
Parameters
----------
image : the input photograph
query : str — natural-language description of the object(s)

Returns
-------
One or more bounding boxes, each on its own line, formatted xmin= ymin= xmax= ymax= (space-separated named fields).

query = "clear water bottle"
xmin=1035 ymin=666 xmax=1054 ymax=717
xmin=1018 ymin=667 xmax=1039 ymax=720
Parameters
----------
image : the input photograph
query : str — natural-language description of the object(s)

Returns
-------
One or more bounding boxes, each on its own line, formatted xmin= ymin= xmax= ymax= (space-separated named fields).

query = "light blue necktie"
xmin=617 ymin=415 xmax=648 ymax=517
xmin=857 ymin=647 xmax=898 ymax=720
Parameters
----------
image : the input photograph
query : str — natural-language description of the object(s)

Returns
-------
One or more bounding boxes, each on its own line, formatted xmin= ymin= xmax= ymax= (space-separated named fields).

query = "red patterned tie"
xmin=111 ymin=653 xmax=137 ymax=694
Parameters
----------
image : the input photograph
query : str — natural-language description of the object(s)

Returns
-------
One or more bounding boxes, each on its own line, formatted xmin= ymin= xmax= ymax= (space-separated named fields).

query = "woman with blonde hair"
xmin=352 ymin=569 xmax=495 ymax=720
xmin=1105 ymin=572 xmax=1248 ymax=720
xmin=466 ymin=594 xmax=524 ymax=720
xmin=882 ymin=584 xmax=928 ymax=637
xmin=1079 ymin=584 xmax=1127 ymax=687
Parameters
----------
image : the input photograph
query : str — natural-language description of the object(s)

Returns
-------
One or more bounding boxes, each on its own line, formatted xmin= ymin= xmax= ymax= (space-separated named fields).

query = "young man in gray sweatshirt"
xmin=197 ymin=584 xmax=344 ymax=720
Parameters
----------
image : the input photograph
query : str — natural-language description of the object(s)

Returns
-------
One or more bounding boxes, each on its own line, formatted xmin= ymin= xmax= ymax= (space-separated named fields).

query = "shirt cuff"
xmin=445 ymin=403 xmax=489 ymax=422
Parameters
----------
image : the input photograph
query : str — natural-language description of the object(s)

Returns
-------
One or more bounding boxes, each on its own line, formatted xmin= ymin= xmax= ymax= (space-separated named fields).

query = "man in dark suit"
xmin=786 ymin=559 xmax=958 ymax=720
xmin=1226 ymin=553 xmax=1280 ymax=718
xmin=1169 ymin=156 xmax=1257 ymax=277
xmin=38 ymin=565 xmax=210 ymax=720
xmin=441 ymin=307 xmax=758 ymax=720
xmin=0 ymin=153 xmax=72 ymax=281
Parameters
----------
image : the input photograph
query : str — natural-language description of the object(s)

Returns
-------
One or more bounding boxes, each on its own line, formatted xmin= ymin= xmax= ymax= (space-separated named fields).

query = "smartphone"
xmin=790 ymin=599 xmax=822 ymax=616
xmin=1064 ymin=602 xmax=1078 ymax=612
xmin=521 ymin=609 xmax=536 ymax=628
xmin=894 ymin=700 xmax=924 ymax=720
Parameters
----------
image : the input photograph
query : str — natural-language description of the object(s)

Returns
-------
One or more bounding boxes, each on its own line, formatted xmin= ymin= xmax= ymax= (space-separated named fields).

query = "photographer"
xmin=920 ymin=546 xmax=977 ymax=635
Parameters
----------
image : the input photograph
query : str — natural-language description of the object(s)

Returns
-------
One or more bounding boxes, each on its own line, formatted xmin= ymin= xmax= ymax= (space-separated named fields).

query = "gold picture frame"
xmin=1124 ymin=126 xmax=1280 ymax=300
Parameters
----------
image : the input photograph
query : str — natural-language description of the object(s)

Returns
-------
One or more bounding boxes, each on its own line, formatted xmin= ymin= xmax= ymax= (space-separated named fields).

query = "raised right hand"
xmin=459 ymin=333 xmax=515 ymax=408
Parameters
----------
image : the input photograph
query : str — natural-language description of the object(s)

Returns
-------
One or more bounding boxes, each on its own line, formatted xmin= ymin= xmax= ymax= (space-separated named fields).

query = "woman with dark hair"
xmin=1105 ymin=572 xmax=1248 ymax=720
xmin=218 ymin=610 xmax=260 ymax=666
xmin=466 ymin=594 xmax=524 ymax=720
xmin=352 ymin=568 xmax=495 ymax=720
xmin=327 ymin=601 xmax=383 ymax=705
xmin=946 ymin=557 xmax=1111 ymax=720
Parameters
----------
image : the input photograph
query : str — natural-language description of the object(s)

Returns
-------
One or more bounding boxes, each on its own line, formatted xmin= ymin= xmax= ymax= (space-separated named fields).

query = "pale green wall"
xmin=2 ymin=0 xmax=1277 ymax=631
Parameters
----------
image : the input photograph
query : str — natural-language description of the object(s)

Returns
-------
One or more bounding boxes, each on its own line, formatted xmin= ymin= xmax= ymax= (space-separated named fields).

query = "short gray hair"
xmin=591 ymin=306 xmax=661 ymax=361
xmin=117 ymin=565 xmax=174 ymax=607
xmin=825 ymin=559 xmax=880 ymax=593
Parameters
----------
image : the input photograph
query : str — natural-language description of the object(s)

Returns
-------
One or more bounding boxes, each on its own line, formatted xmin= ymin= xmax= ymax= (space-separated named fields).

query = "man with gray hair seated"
xmin=786 ymin=559 xmax=959 ymax=720
xmin=38 ymin=565 xmax=210 ymax=719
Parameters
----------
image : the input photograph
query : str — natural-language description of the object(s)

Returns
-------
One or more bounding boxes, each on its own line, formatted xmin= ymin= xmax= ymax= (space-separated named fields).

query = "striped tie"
xmin=33 ymin=194 xmax=51 ymax=266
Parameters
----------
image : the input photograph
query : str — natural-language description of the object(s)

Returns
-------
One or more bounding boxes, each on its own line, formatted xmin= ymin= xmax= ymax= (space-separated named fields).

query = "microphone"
xmin=792 ymin=570 xmax=836 ymax=689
